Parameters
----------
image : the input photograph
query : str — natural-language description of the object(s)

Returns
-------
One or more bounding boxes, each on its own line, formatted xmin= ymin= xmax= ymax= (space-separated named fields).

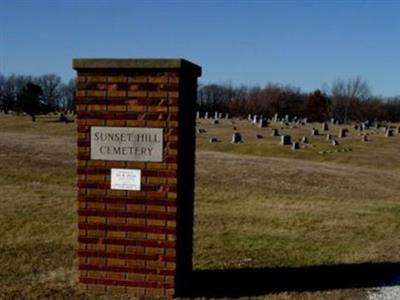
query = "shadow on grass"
xmin=178 ymin=262 xmax=400 ymax=297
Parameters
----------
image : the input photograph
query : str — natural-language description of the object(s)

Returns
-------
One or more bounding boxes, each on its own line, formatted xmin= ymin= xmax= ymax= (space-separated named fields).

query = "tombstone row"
xmin=197 ymin=111 xmax=229 ymax=119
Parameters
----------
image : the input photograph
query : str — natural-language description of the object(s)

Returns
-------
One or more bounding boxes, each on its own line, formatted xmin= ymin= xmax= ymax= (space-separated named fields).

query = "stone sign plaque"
xmin=111 ymin=168 xmax=141 ymax=191
xmin=90 ymin=126 xmax=163 ymax=162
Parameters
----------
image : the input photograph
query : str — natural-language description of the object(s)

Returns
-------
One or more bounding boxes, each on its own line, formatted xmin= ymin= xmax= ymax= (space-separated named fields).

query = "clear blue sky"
xmin=1 ymin=0 xmax=399 ymax=96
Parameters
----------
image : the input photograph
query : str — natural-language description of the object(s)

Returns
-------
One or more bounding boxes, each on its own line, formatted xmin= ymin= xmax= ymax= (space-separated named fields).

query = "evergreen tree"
xmin=17 ymin=82 xmax=42 ymax=122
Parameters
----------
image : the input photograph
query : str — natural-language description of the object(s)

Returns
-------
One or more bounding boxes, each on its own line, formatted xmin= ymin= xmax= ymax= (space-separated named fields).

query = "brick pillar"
xmin=73 ymin=59 xmax=201 ymax=298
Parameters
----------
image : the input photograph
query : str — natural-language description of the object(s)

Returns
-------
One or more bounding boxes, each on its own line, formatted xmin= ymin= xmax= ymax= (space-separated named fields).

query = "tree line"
xmin=1 ymin=73 xmax=399 ymax=123
xmin=0 ymin=73 xmax=75 ymax=121
xmin=197 ymin=77 xmax=400 ymax=123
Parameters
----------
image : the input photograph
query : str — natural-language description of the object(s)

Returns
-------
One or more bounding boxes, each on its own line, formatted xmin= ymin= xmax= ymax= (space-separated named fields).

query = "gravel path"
xmin=368 ymin=276 xmax=400 ymax=300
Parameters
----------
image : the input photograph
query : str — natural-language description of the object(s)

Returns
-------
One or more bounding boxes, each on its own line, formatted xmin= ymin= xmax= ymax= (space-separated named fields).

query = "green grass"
xmin=1 ymin=114 xmax=400 ymax=299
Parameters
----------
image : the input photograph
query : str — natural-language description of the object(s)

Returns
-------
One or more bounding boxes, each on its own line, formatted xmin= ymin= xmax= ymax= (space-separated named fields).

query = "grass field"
xmin=0 ymin=113 xmax=399 ymax=299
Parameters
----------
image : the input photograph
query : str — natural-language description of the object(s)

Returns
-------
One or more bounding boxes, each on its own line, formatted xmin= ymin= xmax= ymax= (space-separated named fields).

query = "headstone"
xmin=248 ymin=114 xmax=252 ymax=122
xmin=332 ymin=139 xmax=339 ymax=146
xmin=301 ymin=136 xmax=309 ymax=144
xmin=311 ymin=129 xmax=319 ymax=136
xmin=225 ymin=113 xmax=229 ymax=119
xmin=339 ymin=128 xmax=348 ymax=138
xmin=253 ymin=115 xmax=258 ymax=124
xmin=284 ymin=114 xmax=289 ymax=122
xmin=256 ymin=134 xmax=263 ymax=139
xmin=292 ymin=142 xmax=300 ymax=150
xmin=197 ymin=128 xmax=207 ymax=133
xmin=326 ymin=134 xmax=332 ymax=140
xmin=196 ymin=111 xmax=200 ymax=119
xmin=209 ymin=137 xmax=220 ymax=143
xmin=231 ymin=132 xmax=243 ymax=143
xmin=271 ymin=128 xmax=279 ymax=136
xmin=214 ymin=111 xmax=219 ymax=119
xmin=353 ymin=124 xmax=359 ymax=130
xmin=321 ymin=123 xmax=329 ymax=131
xmin=204 ymin=111 xmax=209 ymax=119
xmin=361 ymin=122 xmax=369 ymax=130
xmin=361 ymin=135 xmax=368 ymax=142
xmin=212 ymin=119 xmax=219 ymax=125
xmin=218 ymin=112 xmax=223 ymax=119
xmin=280 ymin=135 xmax=291 ymax=145
xmin=386 ymin=129 xmax=394 ymax=137
xmin=73 ymin=58 xmax=201 ymax=298
xmin=259 ymin=119 xmax=268 ymax=128
xmin=330 ymin=118 xmax=336 ymax=124
xmin=274 ymin=113 xmax=278 ymax=122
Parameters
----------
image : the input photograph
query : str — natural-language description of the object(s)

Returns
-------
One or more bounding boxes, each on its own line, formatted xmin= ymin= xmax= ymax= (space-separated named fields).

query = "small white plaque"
xmin=111 ymin=169 xmax=141 ymax=191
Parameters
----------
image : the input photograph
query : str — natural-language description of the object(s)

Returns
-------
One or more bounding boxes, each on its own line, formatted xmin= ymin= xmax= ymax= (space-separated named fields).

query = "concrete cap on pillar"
xmin=73 ymin=58 xmax=202 ymax=76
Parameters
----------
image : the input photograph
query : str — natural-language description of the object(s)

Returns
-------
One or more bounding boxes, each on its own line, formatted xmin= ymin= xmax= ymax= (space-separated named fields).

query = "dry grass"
xmin=1 ymin=114 xmax=400 ymax=299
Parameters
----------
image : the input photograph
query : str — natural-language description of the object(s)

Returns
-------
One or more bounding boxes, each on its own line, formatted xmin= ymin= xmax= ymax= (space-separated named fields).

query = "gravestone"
xmin=321 ymin=123 xmax=329 ymax=131
xmin=209 ymin=137 xmax=220 ymax=143
xmin=231 ymin=132 xmax=243 ymax=143
xmin=196 ymin=111 xmax=200 ymax=119
xmin=212 ymin=119 xmax=219 ymax=125
xmin=259 ymin=119 xmax=268 ymax=128
xmin=311 ymin=129 xmax=319 ymax=136
xmin=214 ymin=111 xmax=218 ymax=119
xmin=225 ymin=113 xmax=229 ymax=119
xmin=386 ymin=129 xmax=394 ymax=137
xmin=204 ymin=111 xmax=209 ymax=119
xmin=332 ymin=139 xmax=339 ymax=146
xmin=253 ymin=115 xmax=258 ymax=124
xmin=362 ymin=135 xmax=368 ymax=142
xmin=301 ymin=136 xmax=309 ymax=144
xmin=292 ymin=142 xmax=300 ymax=150
xmin=280 ymin=135 xmax=291 ymax=145
xmin=271 ymin=128 xmax=279 ymax=136
xmin=73 ymin=59 xmax=201 ymax=298
xmin=326 ymin=133 xmax=332 ymax=140
xmin=256 ymin=134 xmax=263 ymax=139
xmin=339 ymin=128 xmax=348 ymax=138
xmin=197 ymin=128 xmax=207 ymax=133
xmin=361 ymin=122 xmax=369 ymax=130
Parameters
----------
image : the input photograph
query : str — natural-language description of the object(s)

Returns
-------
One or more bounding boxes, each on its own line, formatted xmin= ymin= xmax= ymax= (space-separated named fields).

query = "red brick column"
xmin=73 ymin=59 xmax=201 ymax=298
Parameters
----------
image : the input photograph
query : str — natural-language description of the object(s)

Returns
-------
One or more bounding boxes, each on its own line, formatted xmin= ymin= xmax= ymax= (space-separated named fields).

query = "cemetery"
xmin=1 ymin=102 xmax=400 ymax=299
xmin=3 ymin=0 xmax=400 ymax=298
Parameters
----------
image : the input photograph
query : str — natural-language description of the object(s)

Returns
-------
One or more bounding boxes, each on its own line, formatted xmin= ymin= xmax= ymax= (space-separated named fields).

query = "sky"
xmin=1 ymin=0 xmax=400 ymax=96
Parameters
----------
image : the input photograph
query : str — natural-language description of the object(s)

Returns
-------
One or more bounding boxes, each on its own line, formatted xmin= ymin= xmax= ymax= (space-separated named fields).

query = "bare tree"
xmin=330 ymin=76 xmax=371 ymax=123
xmin=0 ymin=74 xmax=5 ymax=112
xmin=36 ymin=74 xmax=62 ymax=111
xmin=4 ymin=74 xmax=33 ymax=113
xmin=59 ymin=79 xmax=76 ymax=111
